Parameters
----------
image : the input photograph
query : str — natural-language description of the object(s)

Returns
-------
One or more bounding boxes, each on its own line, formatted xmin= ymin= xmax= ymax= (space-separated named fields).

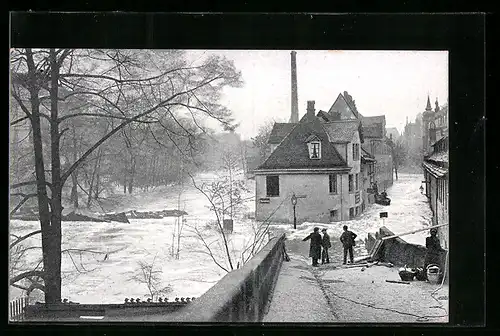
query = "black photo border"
xmin=7 ymin=11 xmax=488 ymax=336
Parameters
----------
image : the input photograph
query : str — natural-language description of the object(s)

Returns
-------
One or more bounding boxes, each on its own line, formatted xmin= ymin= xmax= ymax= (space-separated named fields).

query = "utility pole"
xmin=291 ymin=194 xmax=297 ymax=229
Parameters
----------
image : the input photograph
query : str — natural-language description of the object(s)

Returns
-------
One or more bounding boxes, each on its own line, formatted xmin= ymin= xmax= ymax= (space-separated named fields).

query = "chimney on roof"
xmin=290 ymin=51 xmax=299 ymax=123
xmin=307 ymin=100 xmax=315 ymax=117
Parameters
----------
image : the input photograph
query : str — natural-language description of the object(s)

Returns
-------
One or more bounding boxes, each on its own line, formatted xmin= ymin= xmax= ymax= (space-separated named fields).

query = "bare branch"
xmin=10 ymin=116 xmax=30 ymax=126
xmin=190 ymin=225 xmax=229 ymax=273
xmin=60 ymin=76 xmax=220 ymax=185
xmin=10 ymin=181 xmax=52 ymax=190
xmin=9 ymin=192 xmax=38 ymax=217
xmin=10 ymin=270 xmax=45 ymax=285
xmin=61 ymin=247 xmax=126 ymax=255
xmin=10 ymin=230 xmax=42 ymax=249
xmin=59 ymin=64 xmax=206 ymax=84
xmin=59 ymin=112 xmax=158 ymax=124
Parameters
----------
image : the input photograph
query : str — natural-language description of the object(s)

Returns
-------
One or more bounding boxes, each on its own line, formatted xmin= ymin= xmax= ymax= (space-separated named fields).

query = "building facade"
xmin=255 ymin=101 xmax=369 ymax=224
xmin=421 ymin=96 xmax=449 ymax=250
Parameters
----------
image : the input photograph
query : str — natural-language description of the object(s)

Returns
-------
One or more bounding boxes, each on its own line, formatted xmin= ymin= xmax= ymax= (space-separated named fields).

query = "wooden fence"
xmin=9 ymin=297 xmax=28 ymax=321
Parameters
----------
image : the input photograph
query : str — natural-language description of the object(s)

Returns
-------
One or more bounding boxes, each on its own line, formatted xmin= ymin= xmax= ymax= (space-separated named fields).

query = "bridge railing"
xmin=170 ymin=233 xmax=287 ymax=322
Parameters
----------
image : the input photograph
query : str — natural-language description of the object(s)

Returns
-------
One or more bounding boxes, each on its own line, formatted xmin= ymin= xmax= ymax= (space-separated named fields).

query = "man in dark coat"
xmin=303 ymin=227 xmax=322 ymax=267
xmin=424 ymin=228 xmax=445 ymax=271
xmin=340 ymin=225 xmax=357 ymax=265
xmin=321 ymin=228 xmax=331 ymax=264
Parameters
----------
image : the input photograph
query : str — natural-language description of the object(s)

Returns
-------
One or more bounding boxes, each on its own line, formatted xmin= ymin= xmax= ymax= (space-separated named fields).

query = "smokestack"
xmin=290 ymin=51 xmax=299 ymax=123
xmin=307 ymin=100 xmax=316 ymax=117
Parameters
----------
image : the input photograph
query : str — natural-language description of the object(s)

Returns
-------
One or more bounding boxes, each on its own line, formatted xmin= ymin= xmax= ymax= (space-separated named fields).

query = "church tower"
xmin=422 ymin=95 xmax=434 ymax=155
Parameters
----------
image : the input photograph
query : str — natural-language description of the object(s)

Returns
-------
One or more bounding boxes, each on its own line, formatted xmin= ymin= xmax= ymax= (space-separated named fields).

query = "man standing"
xmin=340 ymin=225 xmax=357 ymax=265
xmin=302 ymin=227 xmax=322 ymax=267
xmin=321 ymin=228 xmax=331 ymax=264
xmin=424 ymin=228 xmax=445 ymax=271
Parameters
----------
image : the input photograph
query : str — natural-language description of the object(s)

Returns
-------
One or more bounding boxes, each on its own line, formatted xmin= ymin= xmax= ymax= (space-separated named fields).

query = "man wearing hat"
xmin=340 ymin=225 xmax=357 ymax=265
xmin=302 ymin=227 xmax=322 ymax=267
xmin=424 ymin=227 xmax=445 ymax=272
xmin=321 ymin=228 xmax=331 ymax=264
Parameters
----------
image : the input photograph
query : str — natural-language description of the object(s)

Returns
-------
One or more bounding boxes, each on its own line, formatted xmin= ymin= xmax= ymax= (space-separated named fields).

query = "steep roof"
xmin=258 ymin=116 xmax=346 ymax=170
xmin=361 ymin=115 xmax=386 ymax=126
xmin=322 ymin=120 xmax=361 ymax=143
xmin=362 ymin=123 xmax=384 ymax=138
xmin=328 ymin=93 xmax=358 ymax=120
xmin=268 ymin=123 xmax=296 ymax=144
xmin=426 ymin=95 xmax=432 ymax=111
xmin=422 ymin=161 xmax=448 ymax=178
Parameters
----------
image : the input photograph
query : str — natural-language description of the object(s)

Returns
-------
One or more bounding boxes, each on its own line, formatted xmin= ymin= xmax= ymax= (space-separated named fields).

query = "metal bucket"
xmin=426 ymin=264 xmax=441 ymax=284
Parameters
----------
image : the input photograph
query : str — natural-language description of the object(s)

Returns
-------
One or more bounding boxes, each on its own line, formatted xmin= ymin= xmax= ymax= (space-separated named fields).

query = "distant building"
xmin=326 ymin=92 xmax=393 ymax=191
xmin=386 ymin=127 xmax=400 ymax=141
xmin=422 ymin=96 xmax=449 ymax=249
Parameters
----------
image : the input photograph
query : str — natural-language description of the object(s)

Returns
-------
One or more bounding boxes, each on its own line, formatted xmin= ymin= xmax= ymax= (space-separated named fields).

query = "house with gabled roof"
xmin=326 ymin=91 xmax=394 ymax=191
xmin=254 ymin=101 xmax=371 ymax=223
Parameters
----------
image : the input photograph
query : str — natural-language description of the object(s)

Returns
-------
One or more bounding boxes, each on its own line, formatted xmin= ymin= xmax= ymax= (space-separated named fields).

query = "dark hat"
xmin=313 ymin=227 xmax=319 ymax=232
xmin=321 ymin=228 xmax=327 ymax=232
xmin=430 ymin=228 xmax=438 ymax=234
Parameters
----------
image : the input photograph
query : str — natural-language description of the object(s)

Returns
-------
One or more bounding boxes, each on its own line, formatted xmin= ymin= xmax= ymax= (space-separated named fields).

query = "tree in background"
xmin=9 ymin=48 xmax=242 ymax=303
xmin=251 ymin=120 xmax=274 ymax=166
xmin=392 ymin=137 xmax=408 ymax=180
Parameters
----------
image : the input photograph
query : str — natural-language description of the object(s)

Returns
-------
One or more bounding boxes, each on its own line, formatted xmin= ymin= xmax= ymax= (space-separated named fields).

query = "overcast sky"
xmin=189 ymin=50 xmax=448 ymax=140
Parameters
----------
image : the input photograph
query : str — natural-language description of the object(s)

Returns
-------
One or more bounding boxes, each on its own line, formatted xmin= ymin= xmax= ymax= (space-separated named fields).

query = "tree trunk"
xmin=128 ymin=157 xmax=135 ymax=194
xmin=123 ymin=173 xmax=127 ymax=194
xmin=86 ymin=148 xmax=102 ymax=207
xmin=46 ymin=48 xmax=63 ymax=304
xmin=70 ymin=128 xmax=79 ymax=208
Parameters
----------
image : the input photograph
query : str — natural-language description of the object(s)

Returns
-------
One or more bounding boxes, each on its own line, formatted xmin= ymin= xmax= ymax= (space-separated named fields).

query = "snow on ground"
xmin=9 ymin=171 xmax=263 ymax=304
xmin=280 ymin=173 xmax=433 ymax=249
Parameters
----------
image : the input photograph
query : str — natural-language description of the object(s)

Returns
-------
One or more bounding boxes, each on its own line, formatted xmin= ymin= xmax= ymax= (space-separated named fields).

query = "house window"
xmin=266 ymin=175 xmax=280 ymax=197
xmin=349 ymin=207 xmax=355 ymax=219
xmin=329 ymin=210 xmax=338 ymax=222
xmin=329 ymin=174 xmax=337 ymax=194
xmin=355 ymin=174 xmax=359 ymax=191
xmin=352 ymin=143 xmax=360 ymax=161
xmin=348 ymin=174 xmax=354 ymax=193
xmin=308 ymin=142 xmax=321 ymax=159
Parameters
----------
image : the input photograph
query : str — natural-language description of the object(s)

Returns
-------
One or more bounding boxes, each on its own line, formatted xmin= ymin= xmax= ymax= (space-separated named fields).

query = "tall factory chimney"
xmin=290 ymin=51 xmax=299 ymax=123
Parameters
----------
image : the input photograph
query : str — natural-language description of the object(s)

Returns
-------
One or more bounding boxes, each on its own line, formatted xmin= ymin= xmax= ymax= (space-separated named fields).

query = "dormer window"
xmin=305 ymin=134 xmax=321 ymax=160
xmin=310 ymin=142 xmax=320 ymax=159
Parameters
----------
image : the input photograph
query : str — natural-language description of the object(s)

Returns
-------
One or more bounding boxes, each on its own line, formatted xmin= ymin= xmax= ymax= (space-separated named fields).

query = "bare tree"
xmin=129 ymin=253 xmax=172 ymax=301
xmin=251 ymin=120 xmax=275 ymax=164
xmin=9 ymin=48 xmax=242 ymax=303
xmin=187 ymin=162 xmax=252 ymax=273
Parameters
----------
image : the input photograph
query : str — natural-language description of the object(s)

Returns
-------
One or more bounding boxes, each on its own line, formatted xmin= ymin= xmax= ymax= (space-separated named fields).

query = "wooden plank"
xmin=368 ymin=238 xmax=384 ymax=261
xmin=381 ymin=223 xmax=449 ymax=241
xmin=385 ymin=280 xmax=410 ymax=285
